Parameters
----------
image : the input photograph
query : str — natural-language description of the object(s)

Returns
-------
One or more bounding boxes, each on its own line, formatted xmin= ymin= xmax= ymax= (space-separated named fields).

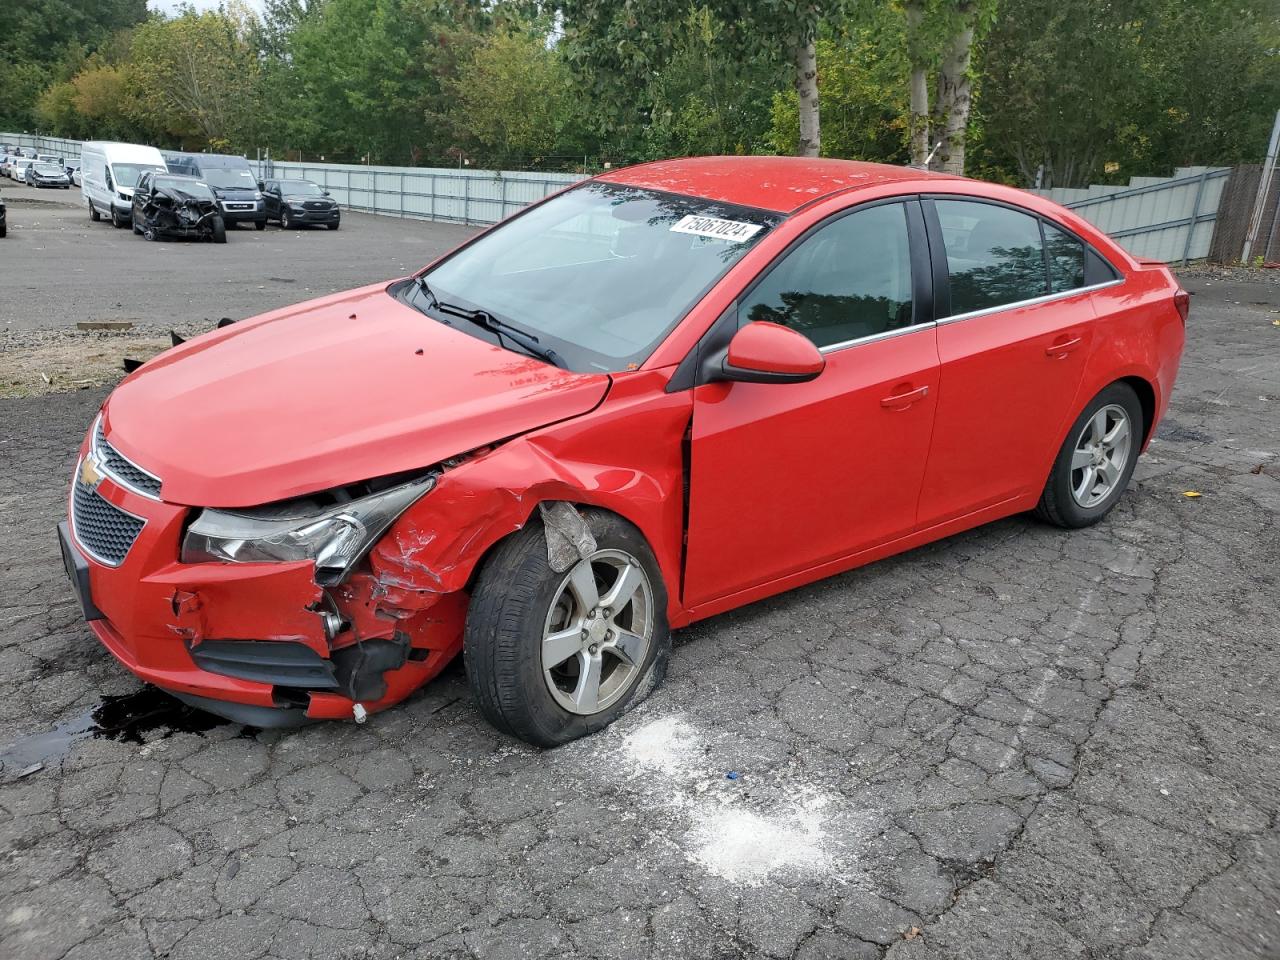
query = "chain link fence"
xmin=1208 ymin=164 xmax=1280 ymax=265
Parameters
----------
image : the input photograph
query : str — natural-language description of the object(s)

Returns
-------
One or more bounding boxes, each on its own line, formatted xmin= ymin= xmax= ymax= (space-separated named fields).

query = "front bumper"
xmin=284 ymin=206 xmax=340 ymax=224
xmin=218 ymin=199 xmax=264 ymax=224
xmin=61 ymin=441 xmax=466 ymax=725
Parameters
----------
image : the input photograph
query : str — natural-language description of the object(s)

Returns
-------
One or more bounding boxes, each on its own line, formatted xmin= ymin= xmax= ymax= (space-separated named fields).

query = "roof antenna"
xmin=923 ymin=140 xmax=943 ymax=168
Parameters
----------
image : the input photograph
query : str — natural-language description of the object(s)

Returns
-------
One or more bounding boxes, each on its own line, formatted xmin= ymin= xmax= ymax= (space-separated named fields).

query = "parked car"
xmin=36 ymin=153 xmax=63 ymax=166
xmin=26 ymin=161 xmax=71 ymax=188
xmin=8 ymin=158 xmax=33 ymax=183
xmin=261 ymin=178 xmax=340 ymax=230
xmin=130 ymin=173 xmax=226 ymax=243
xmin=81 ymin=141 xmax=167 ymax=228
xmin=164 ymin=152 xmax=265 ymax=229
xmin=0 ymin=190 xmax=7 ymax=238
xmin=68 ymin=162 xmax=82 ymax=187
xmin=58 ymin=157 xmax=1186 ymax=745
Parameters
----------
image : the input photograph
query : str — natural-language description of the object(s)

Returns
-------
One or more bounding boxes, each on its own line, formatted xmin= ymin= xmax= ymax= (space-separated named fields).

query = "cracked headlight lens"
xmin=181 ymin=475 xmax=435 ymax=584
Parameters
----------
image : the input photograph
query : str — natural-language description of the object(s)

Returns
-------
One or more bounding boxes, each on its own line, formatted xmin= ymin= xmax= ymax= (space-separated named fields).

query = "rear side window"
xmin=1044 ymin=222 xmax=1086 ymax=293
xmin=936 ymin=200 xmax=1046 ymax=316
xmin=738 ymin=202 xmax=915 ymax=349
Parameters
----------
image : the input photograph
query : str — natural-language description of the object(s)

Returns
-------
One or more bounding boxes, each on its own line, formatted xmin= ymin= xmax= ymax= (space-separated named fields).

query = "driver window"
xmin=738 ymin=203 xmax=915 ymax=349
xmin=105 ymin=166 xmax=114 ymax=190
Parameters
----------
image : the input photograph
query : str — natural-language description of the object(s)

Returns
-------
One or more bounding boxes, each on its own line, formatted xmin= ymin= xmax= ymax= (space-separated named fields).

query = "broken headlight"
xmin=181 ymin=475 xmax=435 ymax=585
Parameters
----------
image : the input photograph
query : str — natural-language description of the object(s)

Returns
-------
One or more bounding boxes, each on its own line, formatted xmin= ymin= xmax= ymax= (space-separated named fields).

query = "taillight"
xmin=1173 ymin=289 xmax=1190 ymax=324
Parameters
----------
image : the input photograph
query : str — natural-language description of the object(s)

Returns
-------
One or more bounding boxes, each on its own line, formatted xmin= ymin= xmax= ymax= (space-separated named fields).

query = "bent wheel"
xmin=1035 ymin=382 xmax=1143 ymax=528
xmin=464 ymin=508 xmax=670 ymax=746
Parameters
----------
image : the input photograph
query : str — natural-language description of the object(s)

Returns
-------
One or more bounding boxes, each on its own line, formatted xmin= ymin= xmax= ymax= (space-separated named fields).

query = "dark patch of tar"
xmin=0 ymin=686 xmax=254 ymax=779
xmin=1155 ymin=419 xmax=1213 ymax=444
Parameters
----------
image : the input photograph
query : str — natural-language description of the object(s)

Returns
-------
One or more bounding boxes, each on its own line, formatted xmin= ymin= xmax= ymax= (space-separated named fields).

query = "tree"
xmin=127 ymin=5 xmax=262 ymax=149
xmin=442 ymin=28 xmax=587 ymax=166
xmin=768 ymin=13 xmax=910 ymax=160
xmin=902 ymin=0 xmax=993 ymax=174
xmin=972 ymin=0 xmax=1280 ymax=186
xmin=560 ymin=0 xmax=850 ymax=158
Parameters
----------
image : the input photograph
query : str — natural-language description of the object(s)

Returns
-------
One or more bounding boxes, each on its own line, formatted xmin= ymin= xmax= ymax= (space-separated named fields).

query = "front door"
xmin=683 ymin=200 xmax=940 ymax=608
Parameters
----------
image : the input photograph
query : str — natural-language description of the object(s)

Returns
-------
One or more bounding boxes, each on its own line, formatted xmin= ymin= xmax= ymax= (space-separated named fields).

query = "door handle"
xmin=880 ymin=385 xmax=930 ymax=410
xmin=1045 ymin=336 xmax=1082 ymax=357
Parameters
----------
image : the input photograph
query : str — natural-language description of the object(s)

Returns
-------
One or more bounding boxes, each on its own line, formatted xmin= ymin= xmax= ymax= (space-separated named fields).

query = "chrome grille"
xmin=94 ymin=419 xmax=162 ymax=497
xmin=72 ymin=475 xmax=145 ymax=566
xmin=303 ymin=201 xmax=333 ymax=211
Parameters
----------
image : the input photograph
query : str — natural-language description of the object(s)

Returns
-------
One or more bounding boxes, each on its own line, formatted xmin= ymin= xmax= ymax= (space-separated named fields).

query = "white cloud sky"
xmin=147 ymin=0 xmax=265 ymax=14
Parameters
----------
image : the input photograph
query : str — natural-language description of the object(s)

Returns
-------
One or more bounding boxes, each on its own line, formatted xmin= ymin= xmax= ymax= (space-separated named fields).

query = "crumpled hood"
xmin=102 ymin=283 xmax=610 ymax=508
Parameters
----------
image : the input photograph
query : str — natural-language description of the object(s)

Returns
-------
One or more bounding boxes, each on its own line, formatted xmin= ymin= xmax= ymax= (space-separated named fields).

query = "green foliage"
xmin=767 ymin=22 xmax=911 ymax=160
xmin=4 ymin=0 xmax=1277 ymax=182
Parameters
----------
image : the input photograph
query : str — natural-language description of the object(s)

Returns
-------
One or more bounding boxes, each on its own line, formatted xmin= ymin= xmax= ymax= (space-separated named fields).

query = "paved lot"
xmin=0 ymin=202 xmax=1278 ymax=960
xmin=0 ymin=181 xmax=477 ymax=332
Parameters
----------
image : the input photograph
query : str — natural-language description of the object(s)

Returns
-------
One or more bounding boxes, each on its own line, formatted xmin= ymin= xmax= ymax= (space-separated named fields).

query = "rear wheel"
xmin=464 ymin=508 xmax=670 ymax=747
xmin=210 ymin=216 xmax=227 ymax=244
xmin=254 ymin=219 xmax=266 ymax=231
xmin=89 ymin=204 xmax=100 ymax=223
xmin=1035 ymin=382 xmax=1143 ymax=528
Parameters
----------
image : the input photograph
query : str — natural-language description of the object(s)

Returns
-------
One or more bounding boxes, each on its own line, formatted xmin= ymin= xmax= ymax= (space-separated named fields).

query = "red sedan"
xmin=58 ymin=157 xmax=1186 ymax=746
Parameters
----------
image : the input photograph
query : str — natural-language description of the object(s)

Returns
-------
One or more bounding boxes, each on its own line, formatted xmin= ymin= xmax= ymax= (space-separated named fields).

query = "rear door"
xmin=915 ymin=198 xmax=1100 ymax=526
xmin=683 ymin=199 xmax=940 ymax=607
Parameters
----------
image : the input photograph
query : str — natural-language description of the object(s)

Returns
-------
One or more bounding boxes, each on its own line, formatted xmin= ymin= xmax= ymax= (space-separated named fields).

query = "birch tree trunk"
xmin=793 ymin=30 xmax=820 ymax=157
xmin=930 ymin=14 xmax=975 ymax=175
xmin=905 ymin=0 xmax=930 ymax=167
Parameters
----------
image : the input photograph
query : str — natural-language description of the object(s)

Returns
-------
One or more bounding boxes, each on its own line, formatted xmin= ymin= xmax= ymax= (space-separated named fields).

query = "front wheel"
xmin=210 ymin=216 xmax=227 ymax=244
xmin=110 ymin=210 xmax=127 ymax=229
xmin=142 ymin=226 xmax=157 ymax=241
xmin=327 ymin=222 xmax=340 ymax=231
xmin=280 ymin=209 xmax=292 ymax=229
xmin=254 ymin=219 xmax=266 ymax=231
xmin=464 ymin=508 xmax=670 ymax=747
xmin=1035 ymin=382 xmax=1143 ymax=528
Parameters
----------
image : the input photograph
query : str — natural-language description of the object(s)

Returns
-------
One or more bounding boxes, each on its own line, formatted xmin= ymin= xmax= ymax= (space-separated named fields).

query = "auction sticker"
xmin=670 ymin=214 xmax=763 ymax=243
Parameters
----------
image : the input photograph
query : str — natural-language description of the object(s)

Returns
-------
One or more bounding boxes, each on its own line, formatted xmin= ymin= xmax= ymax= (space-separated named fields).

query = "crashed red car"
xmin=59 ymin=157 xmax=1186 ymax=746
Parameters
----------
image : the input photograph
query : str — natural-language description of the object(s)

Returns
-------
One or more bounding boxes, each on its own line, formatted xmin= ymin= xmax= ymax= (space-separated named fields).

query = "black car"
xmin=0 ymin=191 xmax=7 ymax=238
xmin=163 ymin=152 xmax=266 ymax=229
xmin=131 ymin=173 xmax=227 ymax=243
xmin=261 ymin=179 xmax=341 ymax=230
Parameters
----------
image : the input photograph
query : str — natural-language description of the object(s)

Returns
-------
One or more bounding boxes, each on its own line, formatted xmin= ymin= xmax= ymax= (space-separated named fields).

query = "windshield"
xmin=112 ymin=163 xmax=163 ymax=188
xmin=279 ymin=180 xmax=323 ymax=196
xmin=202 ymin=166 xmax=256 ymax=189
xmin=414 ymin=181 xmax=780 ymax=372
xmin=156 ymin=177 xmax=214 ymax=200
xmin=33 ymin=163 xmax=62 ymax=175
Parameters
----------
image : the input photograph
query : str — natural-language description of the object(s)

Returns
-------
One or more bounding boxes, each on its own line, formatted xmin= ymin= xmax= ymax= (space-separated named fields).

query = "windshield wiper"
xmin=412 ymin=275 xmax=440 ymax=310
xmin=434 ymin=300 xmax=565 ymax=369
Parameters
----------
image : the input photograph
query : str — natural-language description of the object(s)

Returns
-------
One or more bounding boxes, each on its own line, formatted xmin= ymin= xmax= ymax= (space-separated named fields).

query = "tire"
xmin=110 ymin=210 xmax=126 ymax=229
xmin=0 ymin=224 xmax=6 ymax=238
xmin=143 ymin=226 xmax=157 ymax=241
xmin=327 ymin=222 xmax=340 ymax=231
xmin=1035 ymin=381 xmax=1144 ymax=529
xmin=132 ymin=221 xmax=141 ymax=235
xmin=211 ymin=216 xmax=227 ymax=244
xmin=89 ymin=204 xmax=100 ymax=222
xmin=254 ymin=219 xmax=266 ymax=231
xmin=464 ymin=508 xmax=671 ymax=747
xmin=280 ymin=209 xmax=292 ymax=229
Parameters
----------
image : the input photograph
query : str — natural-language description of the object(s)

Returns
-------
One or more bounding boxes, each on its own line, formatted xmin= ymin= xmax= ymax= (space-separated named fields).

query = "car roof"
xmin=166 ymin=152 xmax=250 ymax=167
xmin=596 ymin=156 xmax=960 ymax=214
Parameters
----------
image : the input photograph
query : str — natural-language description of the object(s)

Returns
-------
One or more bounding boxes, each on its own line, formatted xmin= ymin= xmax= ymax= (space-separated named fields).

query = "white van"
xmin=80 ymin=142 xmax=167 ymax=228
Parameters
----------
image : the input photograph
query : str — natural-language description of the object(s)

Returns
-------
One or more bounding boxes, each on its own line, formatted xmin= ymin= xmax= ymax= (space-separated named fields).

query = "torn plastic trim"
xmin=539 ymin=501 xmax=598 ymax=572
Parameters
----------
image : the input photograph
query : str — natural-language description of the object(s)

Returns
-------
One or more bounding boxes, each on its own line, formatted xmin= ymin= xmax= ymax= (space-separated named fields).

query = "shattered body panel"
xmin=135 ymin=184 xmax=222 ymax=241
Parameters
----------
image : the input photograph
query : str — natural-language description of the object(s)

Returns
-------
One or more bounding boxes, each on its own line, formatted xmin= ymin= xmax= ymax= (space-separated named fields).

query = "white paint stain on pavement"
xmin=573 ymin=713 xmax=868 ymax=886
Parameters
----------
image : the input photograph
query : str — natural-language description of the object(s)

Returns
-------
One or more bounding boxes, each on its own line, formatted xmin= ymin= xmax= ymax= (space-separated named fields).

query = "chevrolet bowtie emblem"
xmin=80 ymin=456 xmax=103 ymax=488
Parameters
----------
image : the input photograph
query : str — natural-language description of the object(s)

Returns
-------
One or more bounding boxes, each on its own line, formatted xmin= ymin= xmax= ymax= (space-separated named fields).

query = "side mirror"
xmin=257 ymin=180 xmax=265 ymax=191
xmin=718 ymin=321 xmax=825 ymax=384
xmin=323 ymin=190 xmax=331 ymax=197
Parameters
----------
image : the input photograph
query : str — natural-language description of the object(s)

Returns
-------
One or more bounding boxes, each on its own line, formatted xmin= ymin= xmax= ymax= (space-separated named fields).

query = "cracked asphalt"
xmin=1 ymin=240 xmax=1278 ymax=958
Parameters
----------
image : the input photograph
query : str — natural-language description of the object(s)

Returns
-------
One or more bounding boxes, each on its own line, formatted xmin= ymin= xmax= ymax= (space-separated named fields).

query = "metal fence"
xmin=4 ymin=131 xmax=1253 ymax=260
xmin=259 ymin=159 xmax=584 ymax=226
xmin=1034 ymin=166 xmax=1229 ymax=264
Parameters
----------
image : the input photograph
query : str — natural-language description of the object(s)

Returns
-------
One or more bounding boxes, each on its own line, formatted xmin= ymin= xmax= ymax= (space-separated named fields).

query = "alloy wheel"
xmin=1070 ymin=403 xmax=1132 ymax=508
xmin=541 ymin=549 xmax=653 ymax=715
